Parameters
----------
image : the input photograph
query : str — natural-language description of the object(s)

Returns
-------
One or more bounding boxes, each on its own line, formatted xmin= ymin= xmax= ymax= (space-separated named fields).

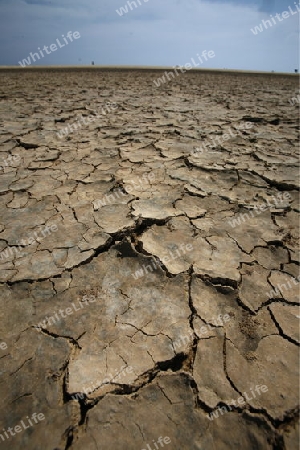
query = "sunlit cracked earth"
xmin=0 ymin=68 xmax=299 ymax=450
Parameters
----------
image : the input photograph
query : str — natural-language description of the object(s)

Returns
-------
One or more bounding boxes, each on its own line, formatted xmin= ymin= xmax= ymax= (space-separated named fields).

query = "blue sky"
xmin=0 ymin=0 xmax=299 ymax=71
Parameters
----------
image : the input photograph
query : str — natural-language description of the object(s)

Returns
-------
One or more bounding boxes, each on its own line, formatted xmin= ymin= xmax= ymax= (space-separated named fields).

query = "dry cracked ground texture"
xmin=0 ymin=69 xmax=299 ymax=450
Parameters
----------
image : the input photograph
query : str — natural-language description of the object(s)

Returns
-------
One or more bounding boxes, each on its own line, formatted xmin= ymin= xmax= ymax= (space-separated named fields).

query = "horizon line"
xmin=0 ymin=65 xmax=298 ymax=76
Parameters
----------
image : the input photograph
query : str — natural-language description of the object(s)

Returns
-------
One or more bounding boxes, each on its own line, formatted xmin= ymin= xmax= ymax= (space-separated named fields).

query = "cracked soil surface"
xmin=0 ymin=68 xmax=299 ymax=449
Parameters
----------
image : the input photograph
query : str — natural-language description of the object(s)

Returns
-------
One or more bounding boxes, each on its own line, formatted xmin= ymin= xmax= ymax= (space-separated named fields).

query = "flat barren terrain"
xmin=0 ymin=68 xmax=299 ymax=449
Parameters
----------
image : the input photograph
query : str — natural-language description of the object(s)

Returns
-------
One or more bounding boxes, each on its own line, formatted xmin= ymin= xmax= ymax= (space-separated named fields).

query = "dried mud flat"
xmin=0 ymin=68 xmax=299 ymax=450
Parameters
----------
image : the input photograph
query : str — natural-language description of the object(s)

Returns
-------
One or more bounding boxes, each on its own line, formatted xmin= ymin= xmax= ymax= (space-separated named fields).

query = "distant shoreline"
xmin=0 ymin=65 xmax=298 ymax=76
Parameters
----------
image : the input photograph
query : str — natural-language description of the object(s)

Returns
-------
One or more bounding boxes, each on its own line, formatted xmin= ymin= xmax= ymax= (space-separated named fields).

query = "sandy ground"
xmin=0 ymin=68 xmax=299 ymax=450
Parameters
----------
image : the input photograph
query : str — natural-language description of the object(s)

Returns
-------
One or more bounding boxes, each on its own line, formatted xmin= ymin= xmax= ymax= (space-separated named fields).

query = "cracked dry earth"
xmin=0 ymin=68 xmax=299 ymax=450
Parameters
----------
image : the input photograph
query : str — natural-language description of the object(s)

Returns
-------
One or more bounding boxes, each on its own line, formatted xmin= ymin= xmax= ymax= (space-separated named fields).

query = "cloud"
xmin=0 ymin=0 xmax=298 ymax=71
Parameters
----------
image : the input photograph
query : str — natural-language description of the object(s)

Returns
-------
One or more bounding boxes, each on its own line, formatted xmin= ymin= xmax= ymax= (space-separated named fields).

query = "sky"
xmin=0 ymin=0 xmax=299 ymax=72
